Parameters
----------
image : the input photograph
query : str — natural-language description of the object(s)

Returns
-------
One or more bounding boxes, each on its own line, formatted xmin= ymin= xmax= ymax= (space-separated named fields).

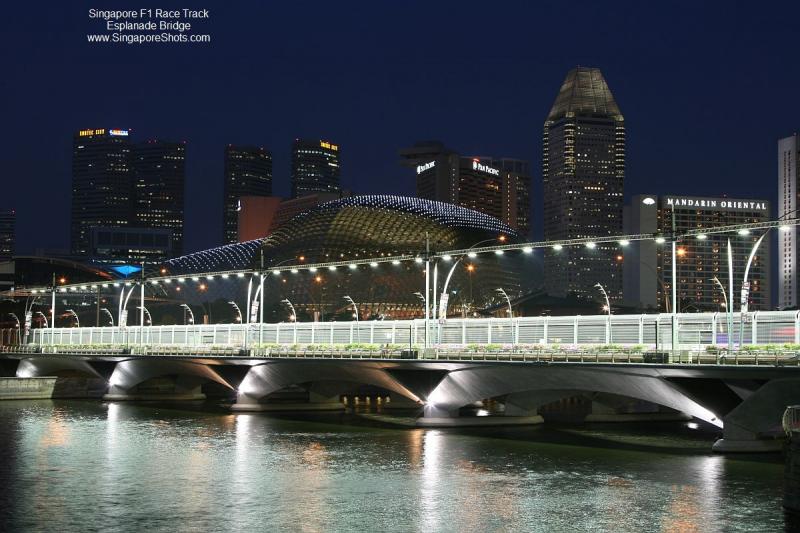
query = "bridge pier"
xmin=231 ymin=389 xmax=345 ymax=412
xmin=104 ymin=378 xmax=206 ymax=401
xmin=584 ymin=394 xmax=691 ymax=423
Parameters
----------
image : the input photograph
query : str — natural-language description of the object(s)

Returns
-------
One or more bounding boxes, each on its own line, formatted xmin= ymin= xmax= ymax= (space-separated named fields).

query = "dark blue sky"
xmin=2 ymin=1 xmax=799 ymax=254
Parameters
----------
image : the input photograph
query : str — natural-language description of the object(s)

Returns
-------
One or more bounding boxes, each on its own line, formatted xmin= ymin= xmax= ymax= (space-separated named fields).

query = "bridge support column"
xmin=382 ymin=394 xmax=423 ymax=410
xmin=584 ymin=394 xmax=690 ymax=423
xmin=104 ymin=381 xmax=206 ymax=401
xmin=231 ymin=388 xmax=345 ymax=412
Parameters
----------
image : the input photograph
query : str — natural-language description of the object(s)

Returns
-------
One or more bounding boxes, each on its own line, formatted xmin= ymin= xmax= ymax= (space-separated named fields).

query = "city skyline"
xmin=3 ymin=3 xmax=799 ymax=257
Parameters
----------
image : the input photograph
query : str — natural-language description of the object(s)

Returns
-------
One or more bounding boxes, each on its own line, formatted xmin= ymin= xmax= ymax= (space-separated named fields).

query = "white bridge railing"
xmin=26 ymin=310 xmax=800 ymax=349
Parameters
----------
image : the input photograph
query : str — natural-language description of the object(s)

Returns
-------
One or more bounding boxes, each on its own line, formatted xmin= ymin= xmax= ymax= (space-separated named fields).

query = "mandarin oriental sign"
xmin=472 ymin=160 xmax=500 ymax=176
xmin=664 ymin=197 xmax=768 ymax=212
xmin=416 ymin=161 xmax=436 ymax=174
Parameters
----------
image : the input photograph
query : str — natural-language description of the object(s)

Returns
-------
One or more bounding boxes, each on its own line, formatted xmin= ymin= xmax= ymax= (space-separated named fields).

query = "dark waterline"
xmin=0 ymin=400 xmax=788 ymax=532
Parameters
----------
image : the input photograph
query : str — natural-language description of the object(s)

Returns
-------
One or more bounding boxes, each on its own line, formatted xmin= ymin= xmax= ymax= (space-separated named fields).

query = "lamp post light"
xmin=180 ymin=304 xmax=195 ymax=325
xmin=136 ymin=305 xmax=152 ymax=325
xmin=100 ymin=308 xmax=114 ymax=327
xmin=65 ymin=309 xmax=80 ymax=328
xmin=34 ymin=311 xmax=49 ymax=328
xmin=495 ymin=288 xmax=514 ymax=346
xmin=594 ymin=282 xmax=612 ymax=344
xmin=344 ymin=295 xmax=359 ymax=342
xmin=7 ymin=313 xmax=20 ymax=345
xmin=228 ymin=301 xmax=242 ymax=323
xmin=281 ymin=299 xmax=297 ymax=322
xmin=711 ymin=276 xmax=731 ymax=353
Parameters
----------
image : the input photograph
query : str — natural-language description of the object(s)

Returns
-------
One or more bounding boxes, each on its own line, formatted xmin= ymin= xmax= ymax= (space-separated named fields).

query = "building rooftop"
xmin=546 ymin=67 xmax=623 ymax=122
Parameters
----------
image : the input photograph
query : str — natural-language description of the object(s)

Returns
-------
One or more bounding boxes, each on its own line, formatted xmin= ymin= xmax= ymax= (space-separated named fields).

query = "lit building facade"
xmin=624 ymin=195 xmax=771 ymax=312
xmin=89 ymin=226 xmax=173 ymax=265
xmin=779 ymin=134 xmax=800 ymax=308
xmin=542 ymin=67 xmax=625 ymax=301
xmin=401 ymin=142 xmax=531 ymax=237
xmin=223 ymin=145 xmax=273 ymax=244
xmin=133 ymin=140 xmax=186 ymax=255
xmin=0 ymin=208 xmax=14 ymax=262
xmin=291 ymin=139 xmax=341 ymax=199
xmin=71 ymin=128 xmax=133 ymax=255
xmin=165 ymin=195 xmax=532 ymax=320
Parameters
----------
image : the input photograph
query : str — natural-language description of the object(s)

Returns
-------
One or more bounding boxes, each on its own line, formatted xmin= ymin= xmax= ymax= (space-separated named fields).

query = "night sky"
xmin=2 ymin=1 xmax=799 ymax=255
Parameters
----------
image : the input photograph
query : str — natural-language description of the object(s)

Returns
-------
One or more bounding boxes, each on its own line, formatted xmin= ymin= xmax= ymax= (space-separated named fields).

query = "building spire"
xmin=546 ymin=67 xmax=623 ymax=122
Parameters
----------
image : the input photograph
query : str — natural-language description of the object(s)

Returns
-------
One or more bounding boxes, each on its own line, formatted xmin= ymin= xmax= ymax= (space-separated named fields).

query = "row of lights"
xmin=27 ymin=226 xmax=787 ymax=294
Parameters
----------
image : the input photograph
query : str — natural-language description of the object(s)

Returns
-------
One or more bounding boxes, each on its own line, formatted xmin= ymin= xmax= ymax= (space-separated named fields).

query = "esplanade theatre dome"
xmin=165 ymin=195 xmax=533 ymax=320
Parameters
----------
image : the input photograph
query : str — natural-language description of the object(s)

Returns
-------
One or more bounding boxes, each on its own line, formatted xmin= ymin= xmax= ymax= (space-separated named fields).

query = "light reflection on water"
xmin=0 ymin=401 xmax=787 ymax=532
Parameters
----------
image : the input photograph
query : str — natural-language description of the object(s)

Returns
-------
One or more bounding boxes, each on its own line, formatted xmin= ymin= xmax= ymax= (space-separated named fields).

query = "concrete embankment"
xmin=0 ymin=377 xmax=57 ymax=400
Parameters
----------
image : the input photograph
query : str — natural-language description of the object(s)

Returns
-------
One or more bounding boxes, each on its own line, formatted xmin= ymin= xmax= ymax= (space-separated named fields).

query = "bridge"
xmin=3 ymin=311 xmax=800 ymax=453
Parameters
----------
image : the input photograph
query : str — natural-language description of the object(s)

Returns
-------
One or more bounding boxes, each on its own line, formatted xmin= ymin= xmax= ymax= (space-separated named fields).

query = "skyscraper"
xmin=0 ymin=208 xmax=15 ymax=262
xmin=625 ymin=195 xmax=771 ymax=312
xmin=291 ymin=139 xmax=341 ymax=198
xmin=779 ymin=133 xmax=800 ymax=308
xmin=223 ymin=145 xmax=272 ymax=244
xmin=401 ymin=141 xmax=532 ymax=237
xmin=71 ymin=128 xmax=133 ymax=255
xmin=542 ymin=67 xmax=625 ymax=301
xmin=133 ymin=140 xmax=186 ymax=255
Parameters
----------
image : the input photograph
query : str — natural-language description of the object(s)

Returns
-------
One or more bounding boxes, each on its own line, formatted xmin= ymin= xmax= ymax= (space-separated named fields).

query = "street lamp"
xmin=711 ymin=276 xmax=731 ymax=352
xmin=228 ymin=301 xmax=242 ymax=323
xmin=281 ymin=299 xmax=297 ymax=322
xmin=65 ymin=309 xmax=79 ymax=328
xmin=180 ymin=304 xmax=195 ymax=325
xmin=136 ymin=305 xmax=152 ymax=325
xmin=495 ymin=288 xmax=514 ymax=346
xmin=594 ymin=282 xmax=612 ymax=344
xmin=344 ymin=295 xmax=359 ymax=342
xmin=34 ymin=311 xmax=49 ymax=328
xmin=100 ymin=308 xmax=114 ymax=327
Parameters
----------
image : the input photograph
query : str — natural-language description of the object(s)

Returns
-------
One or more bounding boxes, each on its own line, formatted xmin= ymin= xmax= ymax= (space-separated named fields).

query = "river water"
xmin=0 ymin=400 xmax=788 ymax=532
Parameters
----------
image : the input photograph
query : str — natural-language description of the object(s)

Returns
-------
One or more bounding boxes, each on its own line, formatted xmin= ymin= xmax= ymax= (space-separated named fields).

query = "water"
xmin=0 ymin=400 xmax=787 ymax=532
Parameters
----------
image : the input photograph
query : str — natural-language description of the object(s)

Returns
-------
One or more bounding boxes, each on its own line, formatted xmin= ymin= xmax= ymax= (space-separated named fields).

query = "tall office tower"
xmin=71 ymin=128 xmax=133 ymax=255
xmin=0 ymin=208 xmax=15 ymax=261
xmin=625 ymin=195 xmax=771 ymax=311
xmin=133 ymin=140 xmax=187 ymax=255
xmin=542 ymin=67 xmax=625 ymax=301
xmin=223 ymin=145 xmax=273 ymax=244
xmin=291 ymin=139 xmax=341 ymax=198
xmin=401 ymin=142 xmax=532 ymax=237
xmin=779 ymin=134 xmax=800 ymax=309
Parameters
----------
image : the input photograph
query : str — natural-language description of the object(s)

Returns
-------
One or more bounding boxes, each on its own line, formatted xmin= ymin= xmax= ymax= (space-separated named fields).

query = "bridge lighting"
xmin=499 ymin=235 xmax=507 ymax=242
xmin=177 ymin=277 xmax=185 ymax=282
xmin=113 ymin=283 xmax=120 ymax=287
xmin=738 ymin=229 xmax=751 ymax=236
xmin=655 ymin=236 xmax=666 ymax=244
xmin=315 ymin=275 xmax=322 ymax=283
xmin=780 ymin=225 xmax=791 ymax=232
xmin=149 ymin=280 xmax=158 ymax=285
xmin=309 ymin=267 xmax=318 ymax=272
xmin=348 ymin=264 xmax=357 ymax=270
xmin=221 ymin=274 xmax=229 ymax=279
xmin=494 ymin=250 xmax=504 ymax=255
xmin=272 ymin=269 xmax=280 ymax=275
xmin=522 ymin=246 xmax=533 ymax=254
xmin=192 ymin=277 xmax=200 ymax=282
xmin=164 ymin=279 xmax=172 ymax=284
xmin=298 ymin=256 xmax=305 ymax=262
xmin=90 ymin=284 xmax=97 ymax=289
xmin=102 ymin=283 xmax=109 ymax=288
xmin=415 ymin=257 xmax=423 ymax=263
xmin=328 ymin=266 xmax=336 ymax=271
xmin=291 ymin=268 xmax=299 ymax=274
xmin=467 ymin=252 xmax=477 ymax=258
xmin=696 ymin=233 xmax=708 ymax=240
xmin=392 ymin=260 xmax=401 ymax=265
xmin=553 ymin=244 xmax=563 ymax=251
xmin=237 ymin=272 xmax=245 ymax=278
xmin=676 ymin=248 xmax=687 ymax=257
xmin=59 ymin=288 xmax=66 ymax=293
xmin=125 ymin=282 xmax=132 ymax=286
xmin=370 ymin=261 xmax=378 ymax=267
xmin=585 ymin=242 xmax=596 ymax=249
xmin=466 ymin=264 xmax=475 ymax=272
xmin=59 ymin=277 xmax=67 ymax=284
xmin=618 ymin=240 xmax=630 ymax=246
xmin=205 ymin=275 xmax=214 ymax=280
xmin=80 ymin=285 xmax=88 ymax=290
xmin=198 ymin=283 xmax=207 ymax=291
xmin=442 ymin=254 xmax=452 ymax=261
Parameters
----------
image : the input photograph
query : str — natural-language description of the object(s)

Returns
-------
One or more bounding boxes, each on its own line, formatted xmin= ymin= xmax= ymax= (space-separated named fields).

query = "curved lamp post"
xmin=65 ymin=309 xmax=79 ymax=328
xmin=495 ymin=288 xmax=514 ymax=346
xmin=594 ymin=282 xmax=612 ymax=344
xmin=228 ymin=301 xmax=242 ymax=323
xmin=34 ymin=311 xmax=49 ymax=328
xmin=344 ymin=295 xmax=359 ymax=342
xmin=100 ymin=308 xmax=114 ymax=327
xmin=180 ymin=303 xmax=195 ymax=325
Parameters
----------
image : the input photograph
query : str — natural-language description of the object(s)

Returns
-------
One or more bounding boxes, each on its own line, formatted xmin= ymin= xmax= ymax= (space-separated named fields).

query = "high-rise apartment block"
xmin=779 ymin=134 xmax=800 ymax=309
xmin=401 ymin=141 xmax=531 ymax=237
xmin=222 ymin=145 xmax=273 ymax=244
xmin=542 ymin=67 xmax=625 ymax=301
xmin=291 ymin=139 xmax=341 ymax=199
xmin=0 ymin=208 xmax=15 ymax=262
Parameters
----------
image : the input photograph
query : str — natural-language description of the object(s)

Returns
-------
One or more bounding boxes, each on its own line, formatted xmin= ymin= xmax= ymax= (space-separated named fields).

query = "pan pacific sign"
xmin=664 ymin=196 xmax=768 ymax=212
